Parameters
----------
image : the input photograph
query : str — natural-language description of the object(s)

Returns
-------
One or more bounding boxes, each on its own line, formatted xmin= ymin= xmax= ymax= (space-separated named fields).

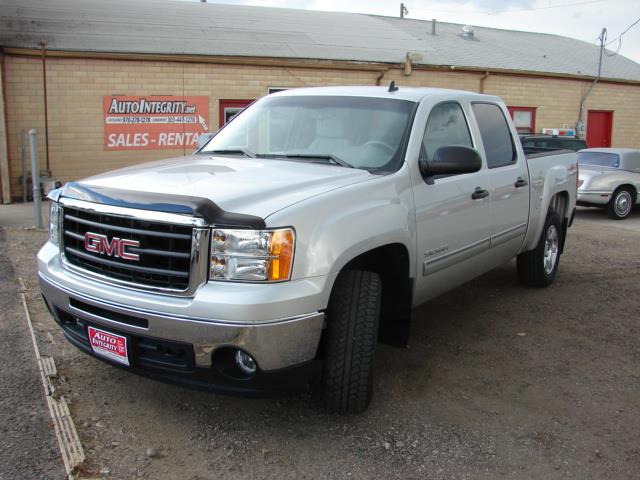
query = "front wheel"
xmin=320 ymin=270 xmax=382 ymax=413
xmin=517 ymin=210 xmax=562 ymax=287
xmin=607 ymin=187 xmax=635 ymax=220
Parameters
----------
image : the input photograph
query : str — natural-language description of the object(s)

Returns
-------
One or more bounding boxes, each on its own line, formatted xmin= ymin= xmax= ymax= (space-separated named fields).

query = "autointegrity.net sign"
xmin=103 ymin=96 xmax=210 ymax=150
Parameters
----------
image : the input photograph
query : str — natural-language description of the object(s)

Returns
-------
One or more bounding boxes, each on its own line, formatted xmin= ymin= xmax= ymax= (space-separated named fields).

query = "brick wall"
xmin=2 ymin=54 xmax=640 ymax=200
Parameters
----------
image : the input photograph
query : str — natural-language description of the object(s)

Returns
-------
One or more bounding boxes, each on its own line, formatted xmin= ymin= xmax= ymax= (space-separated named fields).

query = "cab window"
xmin=421 ymin=102 xmax=473 ymax=162
xmin=472 ymin=103 xmax=516 ymax=168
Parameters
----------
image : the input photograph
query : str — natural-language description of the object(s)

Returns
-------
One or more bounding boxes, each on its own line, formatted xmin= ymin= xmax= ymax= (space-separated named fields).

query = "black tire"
xmin=607 ymin=187 xmax=635 ymax=220
xmin=321 ymin=270 xmax=382 ymax=413
xmin=517 ymin=210 xmax=562 ymax=287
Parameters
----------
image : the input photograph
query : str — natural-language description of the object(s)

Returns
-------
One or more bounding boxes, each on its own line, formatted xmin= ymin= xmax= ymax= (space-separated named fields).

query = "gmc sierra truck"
xmin=38 ymin=86 xmax=578 ymax=413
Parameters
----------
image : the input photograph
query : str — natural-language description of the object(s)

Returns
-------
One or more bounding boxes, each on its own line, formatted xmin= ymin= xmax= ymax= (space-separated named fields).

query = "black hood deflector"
xmin=60 ymin=182 xmax=266 ymax=229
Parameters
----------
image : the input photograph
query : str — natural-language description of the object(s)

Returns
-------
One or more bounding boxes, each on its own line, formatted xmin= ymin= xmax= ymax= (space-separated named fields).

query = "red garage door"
xmin=586 ymin=110 xmax=613 ymax=148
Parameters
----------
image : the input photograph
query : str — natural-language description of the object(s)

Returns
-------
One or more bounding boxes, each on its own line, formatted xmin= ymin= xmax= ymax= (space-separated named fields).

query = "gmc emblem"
xmin=84 ymin=232 xmax=140 ymax=261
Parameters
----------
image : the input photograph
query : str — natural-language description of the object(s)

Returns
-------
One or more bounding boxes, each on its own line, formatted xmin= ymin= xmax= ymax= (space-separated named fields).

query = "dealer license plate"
xmin=87 ymin=326 xmax=130 ymax=366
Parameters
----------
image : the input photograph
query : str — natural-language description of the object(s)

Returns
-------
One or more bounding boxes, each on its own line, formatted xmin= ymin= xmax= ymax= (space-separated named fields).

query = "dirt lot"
xmin=4 ymin=210 xmax=640 ymax=479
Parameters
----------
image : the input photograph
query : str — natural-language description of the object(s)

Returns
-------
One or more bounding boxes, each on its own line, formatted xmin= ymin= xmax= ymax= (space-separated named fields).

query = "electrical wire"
xmin=409 ymin=0 xmax=604 ymax=16
xmin=604 ymin=37 xmax=622 ymax=57
xmin=604 ymin=16 xmax=640 ymax=46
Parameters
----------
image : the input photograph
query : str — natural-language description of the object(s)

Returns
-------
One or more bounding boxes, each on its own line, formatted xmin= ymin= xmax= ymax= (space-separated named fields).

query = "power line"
xmin=605 ymin=16 xmax=640 ymax=46
xmin=409 ymin=0 xmax=604 ymax=17
xmin=487 ymin=0 xmax=604 ymax=16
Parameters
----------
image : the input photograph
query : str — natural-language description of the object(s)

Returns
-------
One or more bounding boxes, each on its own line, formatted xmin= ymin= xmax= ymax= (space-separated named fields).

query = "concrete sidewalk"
xmin=0 ymin=201 xmax=50 ymax=228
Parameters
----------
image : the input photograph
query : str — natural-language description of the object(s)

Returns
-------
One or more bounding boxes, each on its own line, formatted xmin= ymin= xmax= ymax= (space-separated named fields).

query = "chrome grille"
xmin=62 ymin=205 xmax=194 ymax=291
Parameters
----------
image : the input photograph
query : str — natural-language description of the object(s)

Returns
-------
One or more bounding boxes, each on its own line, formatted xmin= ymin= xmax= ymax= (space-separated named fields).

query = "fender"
xmin=265 ymin=166 xmax=417 ymax=293
xmin=521 ymin=154 xmax=577 ymax=253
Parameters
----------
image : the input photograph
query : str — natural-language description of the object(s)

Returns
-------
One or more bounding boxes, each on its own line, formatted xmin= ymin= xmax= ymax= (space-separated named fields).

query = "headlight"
xmin=210 ymin=228 xmax=295 ymax=282
xmin=49 ymin=202 xmax=60 ymax=245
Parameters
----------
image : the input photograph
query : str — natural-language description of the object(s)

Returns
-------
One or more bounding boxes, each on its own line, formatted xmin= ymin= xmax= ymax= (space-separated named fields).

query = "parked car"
xmin=38 ymin=86 xmax=578 ymax=413
xmin=577 ymin=148 xmax=640 ymax=219
xmin=520 ymin=134 xmax=588 ymax=152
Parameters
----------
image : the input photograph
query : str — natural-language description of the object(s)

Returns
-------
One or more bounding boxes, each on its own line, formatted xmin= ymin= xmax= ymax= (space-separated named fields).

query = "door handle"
xmin=471 ymin=187 xmax=489 ymax=200
xmin=514 ymin=177 xmax=528 ymax=188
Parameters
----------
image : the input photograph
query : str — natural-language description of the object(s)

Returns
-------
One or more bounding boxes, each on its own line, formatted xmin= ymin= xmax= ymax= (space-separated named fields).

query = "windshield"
xmin=577 ymin=152 xmax=620 ymax=168
xmin=200 ymin=95 xmax=416 ymax=171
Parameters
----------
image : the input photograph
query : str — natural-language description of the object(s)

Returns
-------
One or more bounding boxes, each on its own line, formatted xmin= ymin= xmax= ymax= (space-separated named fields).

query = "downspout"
xmin=576 ymin=28 xmax=605 ymax=138
xmin=479 ymin=71 xmax=490 ymax=93
xmin=375 ymin=69 xmax=388 ymax=86
xmin=39 ymin=41 xmax=51 ymax=175
xmin=0 ymin=52 xmax=11 ymax=203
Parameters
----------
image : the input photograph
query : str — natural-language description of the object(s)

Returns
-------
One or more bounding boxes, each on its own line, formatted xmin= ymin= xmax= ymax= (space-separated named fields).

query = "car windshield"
xmin=200 ymin=95 xmax=416 ymax=172
xmin=577 ymin=152 xmax=620 ymax=168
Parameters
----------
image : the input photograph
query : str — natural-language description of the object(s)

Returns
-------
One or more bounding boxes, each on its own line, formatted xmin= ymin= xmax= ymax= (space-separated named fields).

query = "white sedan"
xmin=577 ymin=148 xmax=640 ymax=220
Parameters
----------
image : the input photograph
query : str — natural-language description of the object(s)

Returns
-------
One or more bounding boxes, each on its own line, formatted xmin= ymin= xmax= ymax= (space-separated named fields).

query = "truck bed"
xmin=524 ymin=147 xmax=574 ymax=159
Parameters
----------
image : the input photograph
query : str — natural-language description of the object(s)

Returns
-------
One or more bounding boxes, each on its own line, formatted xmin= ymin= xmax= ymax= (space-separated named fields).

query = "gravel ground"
xmin=0 ymin=228 xmax=65 ymax=480
xmin=3 ymin=210 xmax=640 ymax=479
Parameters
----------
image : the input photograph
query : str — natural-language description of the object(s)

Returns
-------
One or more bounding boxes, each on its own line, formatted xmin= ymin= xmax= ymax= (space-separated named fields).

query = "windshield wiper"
xmin=207 ymin=148 xmax=256 ymax=158
xmin=260 ymin=153 xmax=353 ymax=168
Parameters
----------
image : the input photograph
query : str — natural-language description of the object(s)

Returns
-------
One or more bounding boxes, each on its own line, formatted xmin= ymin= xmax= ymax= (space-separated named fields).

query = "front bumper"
xmin=38 ymin=241 xmax=331 ymax=395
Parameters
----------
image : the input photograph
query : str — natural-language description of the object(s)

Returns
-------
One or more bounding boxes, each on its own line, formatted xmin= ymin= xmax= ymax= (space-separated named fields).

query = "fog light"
xmin=235 ymin=350 xmax=257 ymax=375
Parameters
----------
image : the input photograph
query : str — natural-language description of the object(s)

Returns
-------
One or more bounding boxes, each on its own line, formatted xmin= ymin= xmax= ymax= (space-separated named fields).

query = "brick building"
xmin=1 ymin=0 xmax=639 ymax=203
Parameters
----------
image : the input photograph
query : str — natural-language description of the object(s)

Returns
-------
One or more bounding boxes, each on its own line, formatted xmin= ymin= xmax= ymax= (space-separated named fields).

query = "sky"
xmin=185 ymin=0 xmax=640 ymax=64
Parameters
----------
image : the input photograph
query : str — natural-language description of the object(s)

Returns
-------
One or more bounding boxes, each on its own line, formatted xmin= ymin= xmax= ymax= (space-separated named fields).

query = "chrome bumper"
xmin=39 ymin=272 xmax=325 ymax=372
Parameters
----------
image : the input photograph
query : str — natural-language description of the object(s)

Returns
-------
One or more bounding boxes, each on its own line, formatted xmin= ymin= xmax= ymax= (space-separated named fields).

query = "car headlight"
xmin=49 ymin=202 xmax=60 ymax=245
xmin=210 ymin=228 xmax=295 ymax=282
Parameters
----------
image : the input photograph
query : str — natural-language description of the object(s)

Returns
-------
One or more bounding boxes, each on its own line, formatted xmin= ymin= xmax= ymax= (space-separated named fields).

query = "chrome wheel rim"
xmin=543 ymin=225 xmax=559 ymax=275
xmin=614 ymin=191 xmax=632 ymax=217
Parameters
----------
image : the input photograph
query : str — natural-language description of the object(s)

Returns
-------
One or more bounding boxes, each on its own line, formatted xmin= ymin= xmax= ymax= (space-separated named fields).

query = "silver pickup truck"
xmin=38 ymin=86 xmax=577 ymax=413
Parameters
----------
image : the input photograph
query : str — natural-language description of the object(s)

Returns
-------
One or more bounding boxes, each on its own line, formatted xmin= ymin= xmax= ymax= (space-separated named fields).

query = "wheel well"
xmin=549 ymin=191 xmax=570 ymax=254
xmin=613 ymin=184 xmax=637 ymax=201
xmin=341 ymin=243 xmax=413 ymax=347
xmin=550 ymin=191 xmax=570 ymax=219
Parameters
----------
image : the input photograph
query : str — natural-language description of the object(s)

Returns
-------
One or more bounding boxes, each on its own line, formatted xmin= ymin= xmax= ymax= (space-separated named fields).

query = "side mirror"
xmin=419 ymin=145 xmax=482 ymax=180
xmin=195 ymin=132 xmax=215 ymax=150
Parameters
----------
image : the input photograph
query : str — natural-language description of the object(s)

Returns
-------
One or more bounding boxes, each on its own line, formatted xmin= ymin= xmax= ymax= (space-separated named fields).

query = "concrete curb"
xmin=19 ymin=278 xmax=85 ymax=480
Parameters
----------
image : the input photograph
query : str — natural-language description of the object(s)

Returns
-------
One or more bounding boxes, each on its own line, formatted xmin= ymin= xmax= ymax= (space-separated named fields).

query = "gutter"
xmin=3 ymin=47 xmax=640 ymax=86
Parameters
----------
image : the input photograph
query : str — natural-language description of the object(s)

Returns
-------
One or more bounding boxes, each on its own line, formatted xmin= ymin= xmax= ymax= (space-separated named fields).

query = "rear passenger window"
xmin=421 ymin=102 xmax=473 ymax=162
xmin=472 ymin=103 xmax=516 ymax=168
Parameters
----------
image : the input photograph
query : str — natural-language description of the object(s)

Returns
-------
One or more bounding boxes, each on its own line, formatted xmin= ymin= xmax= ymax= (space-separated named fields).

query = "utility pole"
xmin=576 ymin=27 xmax=606 ymax=138
xmin=400 ymin=3 xmax=408 ymax=19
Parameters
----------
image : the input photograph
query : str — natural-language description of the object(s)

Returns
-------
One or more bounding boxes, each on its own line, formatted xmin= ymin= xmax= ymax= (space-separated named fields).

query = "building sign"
xmin=103 ymin=95 xmax=210 ymax=150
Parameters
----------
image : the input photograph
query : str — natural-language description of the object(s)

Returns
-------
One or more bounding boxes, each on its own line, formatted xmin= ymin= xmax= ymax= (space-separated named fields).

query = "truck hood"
xmin=74 ymin=154 xmax=374 ymax=220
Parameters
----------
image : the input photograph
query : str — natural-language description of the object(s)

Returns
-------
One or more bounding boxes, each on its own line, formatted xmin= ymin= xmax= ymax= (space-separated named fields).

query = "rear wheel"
xmin=321 ymin=270 xmax=382 ymax=413
xmin=607 ymin=187 xmax=634 ymax=220
xmin=517 ymin=210 xmax=562 ymax=287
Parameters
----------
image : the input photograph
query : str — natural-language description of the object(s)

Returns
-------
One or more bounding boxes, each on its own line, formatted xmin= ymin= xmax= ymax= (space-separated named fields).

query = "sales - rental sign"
xmin=104 ymin=95 xmax=210 ymax=150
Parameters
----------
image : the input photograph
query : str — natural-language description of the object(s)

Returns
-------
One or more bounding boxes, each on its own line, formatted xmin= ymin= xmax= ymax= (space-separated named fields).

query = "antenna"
xmin=388 ymin=81 xmax=399 ymax=92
